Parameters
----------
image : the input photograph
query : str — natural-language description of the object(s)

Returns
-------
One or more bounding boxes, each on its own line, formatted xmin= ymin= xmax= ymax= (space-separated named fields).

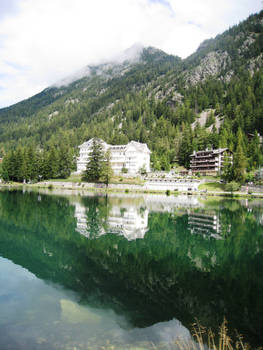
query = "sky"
xmin=0 ymin=0 xmax=262 ymax=108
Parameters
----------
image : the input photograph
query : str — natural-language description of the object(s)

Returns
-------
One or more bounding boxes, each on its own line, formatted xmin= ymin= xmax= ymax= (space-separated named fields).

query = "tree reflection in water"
xmin=0 ymin=190 xmax=262 ymax=347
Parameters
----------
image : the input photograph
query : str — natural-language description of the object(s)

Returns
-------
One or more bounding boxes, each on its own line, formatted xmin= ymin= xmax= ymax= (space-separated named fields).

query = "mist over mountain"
xmin=53 ymin=43 xmax=146 ymax=88
xmin=0 ymin=10 xmax=263 ymax=174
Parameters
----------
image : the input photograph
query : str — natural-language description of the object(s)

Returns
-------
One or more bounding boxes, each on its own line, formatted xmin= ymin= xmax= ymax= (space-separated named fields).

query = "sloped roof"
xmin=79 ymin=138 xmax=107 ymax=149
xmin=190 ymin=148 xmax=231 ymax=157
xmin=126 ymin=141 xmax=151 ymax=153
xmin=79 ymin=139 xmax=151 ymax=153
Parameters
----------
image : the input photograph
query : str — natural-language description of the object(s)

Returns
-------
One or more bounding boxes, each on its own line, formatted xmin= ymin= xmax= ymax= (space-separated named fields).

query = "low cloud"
xmin=0 ymin=0 xmax=261 ymax=107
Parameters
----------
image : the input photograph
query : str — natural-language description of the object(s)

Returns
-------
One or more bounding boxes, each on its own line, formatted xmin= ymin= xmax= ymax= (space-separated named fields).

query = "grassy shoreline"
xmin=1 ymin=180 xmax=263 ymax=199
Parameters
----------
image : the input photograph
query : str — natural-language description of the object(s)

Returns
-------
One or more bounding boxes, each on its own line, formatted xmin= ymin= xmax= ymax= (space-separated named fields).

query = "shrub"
xmin=225 ymin=181 xmax=240 ymax=192
xmin=121 ymin=167 xmax=128 ymax=174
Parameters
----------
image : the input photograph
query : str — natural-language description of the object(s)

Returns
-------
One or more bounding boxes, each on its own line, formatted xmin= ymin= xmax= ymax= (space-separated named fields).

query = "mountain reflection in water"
xmin=0 ymin=190 xmax=262 ymax=349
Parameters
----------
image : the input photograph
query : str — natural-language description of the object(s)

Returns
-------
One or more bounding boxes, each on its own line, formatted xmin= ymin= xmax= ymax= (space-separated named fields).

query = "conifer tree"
xmin=221 ymin=152 xmax=234 ymax=182
xmin=178 ymin=124 xmax=193 ymax=168
xmin=248 ymin=131 xmax=262 ymax=169
xmin=233 ymin=140 xmax=247 ymax=182
xmin=26 ymin=146 xmax=38 ymax=181
xmin=82 ymin=138 xmax=105 ymax=182
xmin=47 ymin=146 xmax=60 ymax=179
xmin=101 ymin=149 xmax=113 ymax=187
xmin=58 ymin=144 xmax=74 ymax=179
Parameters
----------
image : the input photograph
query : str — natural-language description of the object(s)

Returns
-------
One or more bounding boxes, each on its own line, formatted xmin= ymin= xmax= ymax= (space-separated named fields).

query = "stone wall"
xmin=41 ymin=180 xmax=201 ymax=192
xmin=241 ymin=185 xmax=263 ymax=193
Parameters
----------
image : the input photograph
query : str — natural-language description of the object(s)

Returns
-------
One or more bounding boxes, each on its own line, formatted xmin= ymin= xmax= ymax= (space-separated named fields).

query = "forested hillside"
xmin=1 ymin=11 xmax=263 ymax=181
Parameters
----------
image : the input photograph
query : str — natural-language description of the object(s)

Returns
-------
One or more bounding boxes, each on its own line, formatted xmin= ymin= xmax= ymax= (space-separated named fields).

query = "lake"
xmin=0 ymin=189 xmax=262 ymax=350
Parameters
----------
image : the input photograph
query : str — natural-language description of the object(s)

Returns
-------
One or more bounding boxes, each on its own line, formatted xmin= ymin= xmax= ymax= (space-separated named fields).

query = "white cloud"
xmin=0 ymin=0 xmax=261 ymax=107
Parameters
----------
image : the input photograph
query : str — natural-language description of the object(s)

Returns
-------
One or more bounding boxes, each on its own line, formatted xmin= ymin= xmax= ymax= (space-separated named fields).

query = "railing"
xmin=191 ymin=164 xmax=218 ymax=168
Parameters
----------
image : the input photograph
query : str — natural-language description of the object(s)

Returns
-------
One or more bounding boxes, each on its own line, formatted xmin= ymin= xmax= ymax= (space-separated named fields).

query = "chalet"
xmin=76 ymin=138 xmax=151 ymax=175
xmin=190 ymin=148 xmax=233 ymax=175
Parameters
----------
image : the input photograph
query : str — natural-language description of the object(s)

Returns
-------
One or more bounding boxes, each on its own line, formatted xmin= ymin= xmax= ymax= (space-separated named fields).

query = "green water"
xmin=0 ymin=189 xmax=262 ymax=349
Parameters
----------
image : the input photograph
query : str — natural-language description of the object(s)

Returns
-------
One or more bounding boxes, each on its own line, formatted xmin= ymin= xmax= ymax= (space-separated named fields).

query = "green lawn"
xmin=49 ymin=174 xmax=82 ymax=183
xmin=198 ymin=182 xmax=225 ymax=192
xmin=47 ymin=174 xmax=144 ymax=186
xmin=109 ymin=176 xmax=144 ymax=186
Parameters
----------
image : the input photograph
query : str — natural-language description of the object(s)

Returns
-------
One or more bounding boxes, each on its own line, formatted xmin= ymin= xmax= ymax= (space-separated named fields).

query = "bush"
xmin=139 ymin=166 xmax=147 ymax=176
xmin=125 ymin=189 xmax=129 ymax=193
xmin=121 ymin=167 xmax=128 ymax=174
xmin=225 ymin=181 xmax=240 ymax=192
xmin=166 ymin=189 xmax=170 ymax=196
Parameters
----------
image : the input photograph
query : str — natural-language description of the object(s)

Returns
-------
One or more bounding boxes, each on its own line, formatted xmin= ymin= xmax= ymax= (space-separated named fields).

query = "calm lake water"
xmin=0 ymin=189 xmax=262 ymax=350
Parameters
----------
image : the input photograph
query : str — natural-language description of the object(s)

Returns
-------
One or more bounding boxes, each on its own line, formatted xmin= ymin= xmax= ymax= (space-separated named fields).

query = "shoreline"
xmin=1 ymin=181 xmax=263 ymax=199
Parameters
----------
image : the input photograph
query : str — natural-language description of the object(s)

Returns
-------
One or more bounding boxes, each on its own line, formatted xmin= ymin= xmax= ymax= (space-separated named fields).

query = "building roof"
xmin=125 ymin=141 xmax=151 ymax=154
xmin=190 ymin=148 xmax=231 ymax=157
xmin=79 ymin=138 xmax=151 ymax=153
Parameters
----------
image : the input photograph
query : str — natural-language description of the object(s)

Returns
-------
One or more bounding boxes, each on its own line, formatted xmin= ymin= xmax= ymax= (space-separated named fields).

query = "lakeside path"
xmin=1 ymin=181 xmax=263 ymax=199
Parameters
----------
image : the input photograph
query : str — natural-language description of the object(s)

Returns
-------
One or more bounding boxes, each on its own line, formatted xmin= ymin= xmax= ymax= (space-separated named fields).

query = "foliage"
xmin=225 ymin=181 xmax=240 ymax=192
xmin=100 ymin=149 xmax=113 ymax=186
xmin=82 ymin=138 xmax=105 ymax=182
xmin=1 ymin=143 xmax=74 ymax=182
xmin=0 ymin=191 xmax=262 ymax=347
xmin=121 ymin=166 xmax=128 ymax=174
xmin=81 ymin=139 xmax=113 ymax=185
xmin=0 ymin=12 xmax=263 ymax=177
xmin=139 ymin=165 xmax=147 ymax=176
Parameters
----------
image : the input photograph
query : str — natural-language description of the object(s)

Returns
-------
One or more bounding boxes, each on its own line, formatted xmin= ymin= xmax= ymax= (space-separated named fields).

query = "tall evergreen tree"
xmin=233 ymin=140 xmax=247 ymax=182
xmin=101 ymin=149 xmax=113 ymax=187
xmin=82 ymin=138 xmax=105 ymax=182
xmin=178 ymin=124 xmax=193 ymax=168
xmin=58 ymin=144 xmax=74 ymax=179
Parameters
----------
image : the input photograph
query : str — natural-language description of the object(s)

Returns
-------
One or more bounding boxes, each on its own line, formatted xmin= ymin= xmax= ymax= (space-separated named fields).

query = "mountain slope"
xmin=0 ymin=10 xmax=263 ymax=174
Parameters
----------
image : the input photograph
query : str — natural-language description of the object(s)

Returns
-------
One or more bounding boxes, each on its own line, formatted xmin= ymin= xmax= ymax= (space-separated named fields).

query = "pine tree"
xmin=100 ymin=149 xmax=113 ymax=187
xmin=221 ymin=152 xmax=234 ymax=182
xmin=233 ymin=140 xmax=247 ymax=182
xmin=178 ymin=124 xmax=193 ymax=168
xmin=58 ymin=144 xmax=73 ymax=178
xmin=26 ymin=146 xmax=38 ymax=181
xmin=47 ymin=146 xmax=60 ymax=179
xmin=248 ymin=131 xmax=262 ymax=169
xmin=1 ymin=154 xmax=11 ymax=182
xmin=82 ymin=138 xmax=105 ymax=182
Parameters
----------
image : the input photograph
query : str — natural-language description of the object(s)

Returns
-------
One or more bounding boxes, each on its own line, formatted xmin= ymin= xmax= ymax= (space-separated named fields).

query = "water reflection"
xmin=188 ymin=211 xmax=224 ymax=239
xmin=74 ymin=200 xmax=149 ymax=240
xmin=72 ymin=194 xmax=203 ymax=240
xmin=0 ymin=190 xmax=262 ymax=349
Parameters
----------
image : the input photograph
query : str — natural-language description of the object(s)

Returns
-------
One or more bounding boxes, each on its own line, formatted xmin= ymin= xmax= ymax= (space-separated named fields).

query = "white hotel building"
xmin=76 ymin=138 xmax=151 ymax=175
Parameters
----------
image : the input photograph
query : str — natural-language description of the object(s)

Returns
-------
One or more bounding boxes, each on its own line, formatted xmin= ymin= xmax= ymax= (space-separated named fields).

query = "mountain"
xmin=1 ymin=10 xmax=263 ymax=175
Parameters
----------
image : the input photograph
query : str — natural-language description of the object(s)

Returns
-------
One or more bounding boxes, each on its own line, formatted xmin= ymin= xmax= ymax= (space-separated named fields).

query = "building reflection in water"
xmin=74 ymin=202 xmax=92 ymax=238
xmin=73 ymin=194 xmax=204 ymax=240
xmin=107 ymin=205 xmax=149 ymax=240
xmin=187 ymin=211 xmax=223 ymax=240
xmin=73 ymin=200 xmax=149 ymax=240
